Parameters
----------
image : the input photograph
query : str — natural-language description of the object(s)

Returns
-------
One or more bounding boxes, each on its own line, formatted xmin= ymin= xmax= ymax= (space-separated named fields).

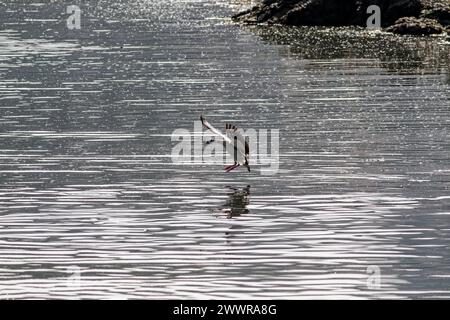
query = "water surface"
xmin=0 ymin=0 xmax=449 ymax=299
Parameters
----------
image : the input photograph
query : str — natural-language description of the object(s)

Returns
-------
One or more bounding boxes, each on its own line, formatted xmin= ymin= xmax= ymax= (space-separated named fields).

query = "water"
xmin=0 ymin=0 xmax=449 ymax=299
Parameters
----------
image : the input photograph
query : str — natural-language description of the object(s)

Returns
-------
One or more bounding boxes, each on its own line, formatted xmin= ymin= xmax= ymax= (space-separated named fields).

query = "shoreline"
xmin=232 ymin=0 xmax=450 ymax=36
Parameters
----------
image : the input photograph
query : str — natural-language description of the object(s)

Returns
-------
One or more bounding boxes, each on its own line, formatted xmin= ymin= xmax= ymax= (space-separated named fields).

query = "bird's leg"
xmin=224 ymin=164 xmax=236 ymax=171
xmin=225 ymin=164 xmax=240 ymax=172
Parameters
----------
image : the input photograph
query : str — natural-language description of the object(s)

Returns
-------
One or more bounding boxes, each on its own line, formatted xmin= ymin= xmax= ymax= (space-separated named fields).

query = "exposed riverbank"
xmin=233 ymin=0 xmax=450 ymax=36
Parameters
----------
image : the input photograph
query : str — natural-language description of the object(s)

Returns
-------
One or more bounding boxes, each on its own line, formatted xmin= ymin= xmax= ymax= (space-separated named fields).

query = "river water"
xmin=0 ymin=0 xmax=449 ymax=299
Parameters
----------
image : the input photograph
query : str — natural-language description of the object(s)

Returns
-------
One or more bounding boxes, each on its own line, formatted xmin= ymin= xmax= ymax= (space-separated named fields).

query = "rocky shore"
xmin=233 ymin=0 xmax=450 ymax=35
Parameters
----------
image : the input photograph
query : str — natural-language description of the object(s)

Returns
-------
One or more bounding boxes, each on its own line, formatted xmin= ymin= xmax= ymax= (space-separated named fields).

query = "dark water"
xmin=0 ymin=0 xmax=449 ymax=299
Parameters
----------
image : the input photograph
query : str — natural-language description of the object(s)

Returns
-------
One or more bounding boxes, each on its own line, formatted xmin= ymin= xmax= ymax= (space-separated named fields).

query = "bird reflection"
xmin=216 ymin=185 xmax=251 ymax=219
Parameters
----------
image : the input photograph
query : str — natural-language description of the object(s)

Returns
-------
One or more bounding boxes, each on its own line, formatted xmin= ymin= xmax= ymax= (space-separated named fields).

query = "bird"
xmin=200 ymin=115 xmax=250 ymax=172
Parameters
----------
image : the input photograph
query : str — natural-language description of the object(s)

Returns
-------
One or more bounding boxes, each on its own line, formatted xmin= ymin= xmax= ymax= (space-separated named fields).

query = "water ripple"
xmin=0 ymin=0 xmax=449 ymax=299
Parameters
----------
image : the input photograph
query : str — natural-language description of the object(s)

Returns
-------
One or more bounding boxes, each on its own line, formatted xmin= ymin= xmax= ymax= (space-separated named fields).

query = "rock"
xmin=385 ymin=17 xmax=445 ymax=35
xmin=233 ymin=0 xmax=351 ymax=25
xmin=280 ymin=0 xmax=358 ymax=26
xmin=232 ymin=6 xmax=258 ymax=22
xmin=421 ymin=0 xmax=449 ymax=10
xmin=232 ymin=0 xmax=449 ymax=36
xmin=232 ymin=1 xmax=300 ymax=25
xmin=351 ymin=0 xmax=423 ymax=26
xmin=421 ymin=2 xmax=450 ymax=26
xmin=385 ymin=0 xmax=423 ymax=25
xmin=233 ymin=0 xmax=423 ymax=26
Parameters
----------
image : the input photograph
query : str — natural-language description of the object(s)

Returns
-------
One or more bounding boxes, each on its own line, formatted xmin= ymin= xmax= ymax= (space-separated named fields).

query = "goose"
xmin=200 ymin=115 xmax=250 ymax=172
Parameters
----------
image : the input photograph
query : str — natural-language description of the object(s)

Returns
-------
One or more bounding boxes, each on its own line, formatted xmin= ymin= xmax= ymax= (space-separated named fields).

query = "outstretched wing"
xmin=225 ymin=123 xmax=250 ymax=164
xmin=200 ymin=116 xmax=231 ymax=144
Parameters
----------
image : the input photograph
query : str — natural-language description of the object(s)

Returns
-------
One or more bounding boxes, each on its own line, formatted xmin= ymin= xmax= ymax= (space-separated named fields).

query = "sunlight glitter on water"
xmin=0 ymin=0 xmax=449 ymax=299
